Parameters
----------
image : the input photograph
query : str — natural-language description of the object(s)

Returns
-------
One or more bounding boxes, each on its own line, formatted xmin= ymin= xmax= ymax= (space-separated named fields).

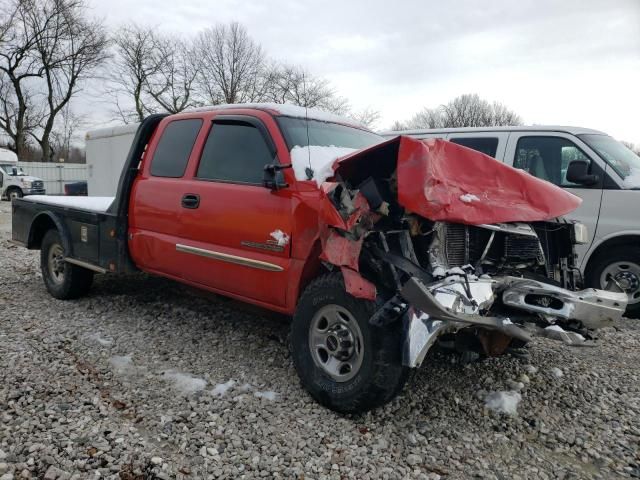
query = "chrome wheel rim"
xmin=9 ymin=191 xmax=20 ymax=200
xmin=48 ymin=243 xmax=66 ymax=285
xmin=308 ymin=304 xmax=364 ymax=382
xmin=600 ymin=261 xmax=640 ymax=305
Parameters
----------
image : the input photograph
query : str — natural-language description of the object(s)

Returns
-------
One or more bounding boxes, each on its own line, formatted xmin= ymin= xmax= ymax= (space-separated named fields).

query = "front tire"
xmin=8 ymin=188 xmax=23 ymax=200
xmin=291 ymin=274 xmax=409 ymax=413
xmin=586 ymin=246 xmax=640 ymax=318
xmin=41 ymin=229 xmax=94 ymax=299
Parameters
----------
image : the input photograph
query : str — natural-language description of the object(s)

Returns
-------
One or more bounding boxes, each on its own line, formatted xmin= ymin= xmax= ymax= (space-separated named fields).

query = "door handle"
xmin=181 ymin=193 xmax=200 ymax=209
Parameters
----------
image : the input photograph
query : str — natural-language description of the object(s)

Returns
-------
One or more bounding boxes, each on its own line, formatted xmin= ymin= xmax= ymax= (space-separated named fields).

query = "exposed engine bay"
xmin=315 ymin=136 xmax=628 ymax=367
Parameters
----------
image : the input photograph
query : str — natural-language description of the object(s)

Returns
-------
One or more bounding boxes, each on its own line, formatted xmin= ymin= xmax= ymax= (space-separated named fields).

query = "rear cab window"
xmin=150 ymin=119 xmax=203 ymax=178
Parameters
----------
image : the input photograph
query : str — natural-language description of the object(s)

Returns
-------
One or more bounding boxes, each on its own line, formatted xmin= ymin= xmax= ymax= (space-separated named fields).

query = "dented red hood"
xmin=331 ymin=136 xmax=581 ymax=225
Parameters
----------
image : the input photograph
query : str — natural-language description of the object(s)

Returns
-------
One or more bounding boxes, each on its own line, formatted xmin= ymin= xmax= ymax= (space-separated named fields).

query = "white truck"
xmin=0 ymin=148 xmax=46 ymax=200
xmin=382 ymin=126 xmax=640 ymax=316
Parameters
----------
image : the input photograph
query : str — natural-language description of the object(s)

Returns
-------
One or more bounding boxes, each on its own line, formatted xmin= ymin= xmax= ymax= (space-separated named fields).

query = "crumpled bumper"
xmin=501 ymin=278 xmax=628 ymax=329
xmin=399 ymin=276 xmax=628 ymax=368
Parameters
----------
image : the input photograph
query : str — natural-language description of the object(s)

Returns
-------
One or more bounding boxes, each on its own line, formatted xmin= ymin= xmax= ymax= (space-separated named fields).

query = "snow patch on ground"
xmin=88 ymin=333 xmax=113 ymax=346
xmin=270 ymin=230 xmax=290 ymax=246
xmin=290 ymin=145 xmax=358 ymax=186
xmin=484 ymin=391 xmax=522 ymax=415
xmin=460 ymin=193 xmax=480 ymax=203
xmin=211 ymin=380 xmax=236 ymax=397
xmin=623 ymin=168 xmax=640 ymax=189
xmin=254 ymin=390 xmax=278 ymax=401
xmin=550 ymin=367 xmax=564 ymax=378
xmin=109 ymin=355 xmax=133 ymax=373
xmin=163 ymin=371 xmax=207 ymax=395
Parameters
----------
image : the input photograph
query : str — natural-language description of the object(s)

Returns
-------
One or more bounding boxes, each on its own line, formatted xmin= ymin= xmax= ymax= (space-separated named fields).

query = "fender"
xmin=582 ymin=229 xmax=640 ymax=269
xmin=27 ymin=210 xmax=73 ymax=256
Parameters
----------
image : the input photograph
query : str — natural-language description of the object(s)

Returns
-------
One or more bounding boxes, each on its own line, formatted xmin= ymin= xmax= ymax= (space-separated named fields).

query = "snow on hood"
xmin=290 ymin=145 xmax=358 ymax=186
xmin=331 ymin=136 xmax=582 ymax=225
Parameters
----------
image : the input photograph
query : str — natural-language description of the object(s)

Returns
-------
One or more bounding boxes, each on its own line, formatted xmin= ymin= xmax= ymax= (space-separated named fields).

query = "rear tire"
xmin=291 ymin=273 xmax=410 ymax=413
xmin=41 ymin=229 xmax=94 ymax=299
xmin=7 ymin=188 xmax=23 ymax=200
xmin=586 ymin=246 xmax=640 ymax=318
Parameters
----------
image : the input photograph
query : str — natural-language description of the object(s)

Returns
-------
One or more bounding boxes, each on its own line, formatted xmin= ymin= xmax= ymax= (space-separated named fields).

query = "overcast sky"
xmin=86 ymin=0 xmax=640 ymax=143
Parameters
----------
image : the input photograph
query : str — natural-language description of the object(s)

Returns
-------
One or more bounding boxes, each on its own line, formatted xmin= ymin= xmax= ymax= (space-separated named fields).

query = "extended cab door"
xmin=503 ymin=132 xmax=606 ymax=262
xmin=128 ymin=117 xmax=205 ymax=278
xmin=176 ymin=113 xmax=293 ymax=308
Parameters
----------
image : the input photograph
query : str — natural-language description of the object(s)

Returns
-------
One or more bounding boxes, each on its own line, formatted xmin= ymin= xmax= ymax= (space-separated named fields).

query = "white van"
xmin=0 ymin=148 xmax=46 ymax=200
xmin=381 ymin=126 xmax=640 ymax=316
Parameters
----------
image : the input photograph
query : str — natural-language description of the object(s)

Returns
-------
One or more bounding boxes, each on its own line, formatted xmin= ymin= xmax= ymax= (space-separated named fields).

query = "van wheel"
xmin=7 ymin=188 xmax=23 ymax=200
xmin=586 ymin=246 xmax=640 ymax=318
xmin=291 ymin=273 xmax=410 ymax=413
xmin=41 ymin=229 xmax=94 ymax=300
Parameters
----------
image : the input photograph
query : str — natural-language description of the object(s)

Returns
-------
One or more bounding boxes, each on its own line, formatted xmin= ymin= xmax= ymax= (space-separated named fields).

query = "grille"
xmin=32 ymin=180 xmax=44 ymax=189
xmin=445 ymin=223 xmax=468 ymax=266
xmin=504 ymin=235 xmax=544 ymax=262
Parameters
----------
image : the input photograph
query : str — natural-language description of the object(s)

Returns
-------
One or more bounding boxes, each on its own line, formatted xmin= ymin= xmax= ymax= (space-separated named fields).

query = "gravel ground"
xmin=1 ymin=200 xmax=639 ymax=480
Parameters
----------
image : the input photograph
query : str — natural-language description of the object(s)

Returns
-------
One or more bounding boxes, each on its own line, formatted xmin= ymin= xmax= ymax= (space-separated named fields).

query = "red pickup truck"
xmin=11 ymin=104 xmax=627 ymax=413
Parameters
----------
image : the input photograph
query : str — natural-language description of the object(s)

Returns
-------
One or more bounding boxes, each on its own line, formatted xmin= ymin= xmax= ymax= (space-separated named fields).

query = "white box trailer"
xmin=85 ymin=124 xmax=139 ymax=196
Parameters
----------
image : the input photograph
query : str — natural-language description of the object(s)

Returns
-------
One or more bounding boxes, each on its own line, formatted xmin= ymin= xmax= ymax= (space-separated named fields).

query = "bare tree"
xmin=0 ymin=0 xmax=45 ymax=158
xmin=50 ymin=102 xmax=84 ymax=161
xmin=264 ymin=63 xmax=349 ymax=114
xmin=402 ymin=94 xmax=522 ymax=129
xmin=146 ymin=36 xmax=200 ymax=114
xmin=349 ymin=106 xmax=381 ymax=129
xmin=622 ymin=141 xmax=640 ymax=156
xmin=30 ymin=0 xmax=108 ymax=161
xmin=108 ymin=24 xmax=164 ymax=122
xmin=195 ymin=22 xmax=266 ymax=104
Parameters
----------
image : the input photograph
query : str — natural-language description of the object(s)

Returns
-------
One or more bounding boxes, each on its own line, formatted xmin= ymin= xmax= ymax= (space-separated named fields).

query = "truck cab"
xmin=0 ymin=148 xmax=46 ymax=200
xmin=381 ymin=126 xmax=640 ymax=317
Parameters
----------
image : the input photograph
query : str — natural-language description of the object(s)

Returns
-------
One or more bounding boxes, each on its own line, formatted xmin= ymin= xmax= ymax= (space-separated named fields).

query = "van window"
xmin=197 ymin=122 xmax=274 ymax=184
xmin=449 ymin=137 xmax=499 ymax=158
xmin=513 ymin=136 xmax=592 ymax=187
xmin=150 ymin=119 xmax=203 ymax=178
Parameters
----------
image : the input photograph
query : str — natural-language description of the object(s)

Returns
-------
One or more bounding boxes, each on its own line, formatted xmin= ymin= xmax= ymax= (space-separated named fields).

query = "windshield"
xmin=579 ymin=134 xmax=640 ymax=189
xmin=0 ymin=164 xmax=24 ymax=176
xmin=277 ymin=117 xmax=383 ymax=150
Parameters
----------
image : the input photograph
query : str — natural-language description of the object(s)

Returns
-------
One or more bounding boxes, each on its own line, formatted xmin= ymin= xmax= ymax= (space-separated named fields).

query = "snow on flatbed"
xmin=23 ymin=195 xmax=114 ymax=213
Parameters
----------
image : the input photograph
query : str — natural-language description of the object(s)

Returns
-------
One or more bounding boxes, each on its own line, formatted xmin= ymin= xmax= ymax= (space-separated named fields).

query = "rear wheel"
xmin=41 ymin=229 xmax=94 ymax=299
xmin=291 ymin=273 xmax=409 ymax=413
xmin=586 ymin=246 xmax=640 ymax=318
xmin=7 ymin=188 xmax=23 ymax=200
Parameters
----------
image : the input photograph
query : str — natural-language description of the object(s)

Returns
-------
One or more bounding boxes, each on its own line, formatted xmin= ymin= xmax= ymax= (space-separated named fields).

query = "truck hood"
xmin=329 ymin=136 xmax=581 ymax=225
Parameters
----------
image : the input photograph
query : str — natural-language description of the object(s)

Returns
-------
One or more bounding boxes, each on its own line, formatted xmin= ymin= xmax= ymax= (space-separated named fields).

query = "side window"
xmin=150 ymin=119 xmax=203 ymax=178
xmin=514 ymin=136 xmax=592 ymax=187
xmin=197 ymin=122 xmax=274 ymax=184
xmin=450 ymin=137 xmax=499 ymax=158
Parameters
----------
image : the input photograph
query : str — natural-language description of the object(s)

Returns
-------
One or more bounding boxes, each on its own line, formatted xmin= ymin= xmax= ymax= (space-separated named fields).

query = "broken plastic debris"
xmin=484 ymin=391 xmax=522 ymax=415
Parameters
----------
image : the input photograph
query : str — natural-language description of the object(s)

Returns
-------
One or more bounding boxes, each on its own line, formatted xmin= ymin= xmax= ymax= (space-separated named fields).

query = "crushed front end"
xmin=315 ymin=136 xmax=627 ymax=368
